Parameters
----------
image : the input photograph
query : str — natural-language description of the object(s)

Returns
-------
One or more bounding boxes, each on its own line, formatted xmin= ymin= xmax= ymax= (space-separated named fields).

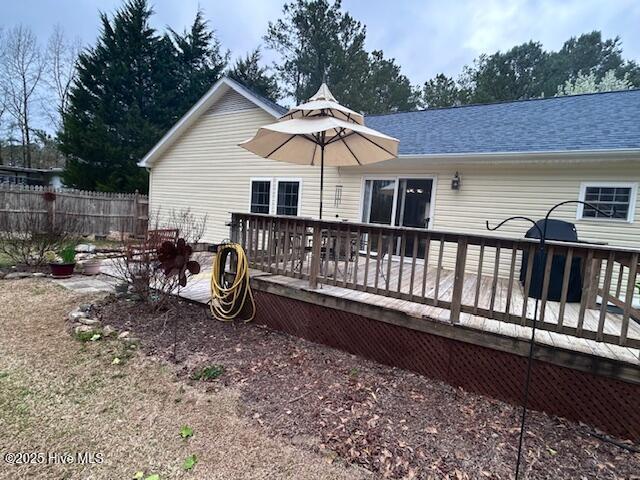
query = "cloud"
xmin=2 ymin=0 xmax=639 ymax=88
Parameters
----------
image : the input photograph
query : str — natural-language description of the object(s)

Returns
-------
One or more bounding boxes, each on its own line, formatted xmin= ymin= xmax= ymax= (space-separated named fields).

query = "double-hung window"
xmin=578 ymin=182 xmax=637 ymax=222
xmin=249 ymin=178 xmax=301 ymax=216
xmin=250 ymin=180 xmax=271 ymax=214
xmin=276 ymin=181 xmax=300 ymax=216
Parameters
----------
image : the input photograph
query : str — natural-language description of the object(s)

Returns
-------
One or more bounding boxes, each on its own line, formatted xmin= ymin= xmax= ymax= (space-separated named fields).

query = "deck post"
xmin=450 ymin=237 xmax=468 ymax=323
xmin=230 ymin=213 xmax=240 ymax=244
xmin=308 ymin=223 xmax=322 ymax=289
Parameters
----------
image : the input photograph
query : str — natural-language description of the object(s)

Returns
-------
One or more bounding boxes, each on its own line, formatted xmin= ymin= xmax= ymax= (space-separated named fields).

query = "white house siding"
xmin=334 ymin=159 xmax=640 ymax=291
xmin=148 ymin=93 xmax=344 ymax=241
xmin=148 ymin=89 xmax=639 ymax=292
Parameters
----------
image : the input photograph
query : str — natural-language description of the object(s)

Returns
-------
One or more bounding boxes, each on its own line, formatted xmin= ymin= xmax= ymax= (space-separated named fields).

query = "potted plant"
xmin=82 ymin=257 xmax=103 ymax=275
xmin=49 ymin=245 xmax=77 ymax=279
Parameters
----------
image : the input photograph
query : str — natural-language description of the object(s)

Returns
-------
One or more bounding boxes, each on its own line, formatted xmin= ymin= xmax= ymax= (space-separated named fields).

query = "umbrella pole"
xmin=319 ymin=144 xmax=324 ymax=220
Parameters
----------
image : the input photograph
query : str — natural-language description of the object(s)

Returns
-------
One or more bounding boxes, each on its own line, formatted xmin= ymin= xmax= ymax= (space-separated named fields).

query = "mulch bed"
xmin=95 ymin=295 xmax=640 ymax=479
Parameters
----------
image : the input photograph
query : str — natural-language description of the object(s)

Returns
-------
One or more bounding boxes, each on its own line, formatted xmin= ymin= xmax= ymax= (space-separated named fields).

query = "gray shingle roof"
xmin=364 ymin=89 xmax=640 ymax=156
xmin=228 ymin=77 xmax=288 ymax=116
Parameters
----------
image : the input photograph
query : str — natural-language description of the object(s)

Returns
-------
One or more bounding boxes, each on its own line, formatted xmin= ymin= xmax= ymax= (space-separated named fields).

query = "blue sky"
xmin=4 ymin=0 xmax=640 ymax=86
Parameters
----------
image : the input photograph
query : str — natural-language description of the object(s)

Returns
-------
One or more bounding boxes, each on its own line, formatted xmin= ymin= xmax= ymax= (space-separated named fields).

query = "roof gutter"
xmin=395 ymin=148 xmax=640 ymax=165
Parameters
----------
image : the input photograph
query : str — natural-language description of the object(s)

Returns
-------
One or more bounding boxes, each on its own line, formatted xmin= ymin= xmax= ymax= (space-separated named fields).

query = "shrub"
xmin=109 ymin=208 xmax=207 ymax=308
xmin=0 ymin=207 xmax=81 ymax=267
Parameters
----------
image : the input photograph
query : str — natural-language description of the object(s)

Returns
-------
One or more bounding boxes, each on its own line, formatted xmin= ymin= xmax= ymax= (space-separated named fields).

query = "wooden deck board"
xmin=101 ymin=255 xmax=639 ymax=366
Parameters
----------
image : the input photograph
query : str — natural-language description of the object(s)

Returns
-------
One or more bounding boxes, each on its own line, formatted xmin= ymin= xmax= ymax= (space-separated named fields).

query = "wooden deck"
xmin=179 ymin=253 xmax=640 ymax=368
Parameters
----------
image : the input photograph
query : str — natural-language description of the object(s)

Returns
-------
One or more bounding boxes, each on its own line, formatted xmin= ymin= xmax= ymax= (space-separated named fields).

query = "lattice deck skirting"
xmin=253 ymin=289 xmax=640 ymax=441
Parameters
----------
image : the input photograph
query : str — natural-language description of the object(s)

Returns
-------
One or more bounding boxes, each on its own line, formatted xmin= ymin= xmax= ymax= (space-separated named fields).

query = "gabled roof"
xmin=138 ymin=76 xmax=285 ymax=167
xmin=140 ymin=78 xmax=640 ymax=168
xmin=366 ymin=89 xmax=640 ymax=157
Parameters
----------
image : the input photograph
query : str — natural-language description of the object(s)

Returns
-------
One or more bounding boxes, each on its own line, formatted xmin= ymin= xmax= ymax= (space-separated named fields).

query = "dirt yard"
xmin=96 ymin=292 xmax=639 ymax=479
xmin=1 ymin=279 xmax=638 ymax=479
xmin=0 ymin=279 xmax=366 ymax=480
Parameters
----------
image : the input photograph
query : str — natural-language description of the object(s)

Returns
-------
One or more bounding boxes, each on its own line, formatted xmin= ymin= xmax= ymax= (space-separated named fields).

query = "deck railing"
xmin=230 ymin=212 xmax=640 ymax=349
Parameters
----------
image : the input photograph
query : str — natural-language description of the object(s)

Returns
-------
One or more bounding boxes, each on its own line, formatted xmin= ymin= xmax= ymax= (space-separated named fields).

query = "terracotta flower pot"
xmin=49 ymin=263 xmax=75 ymax=279
xmin=83 ymin=259 xmax=102 ymax=276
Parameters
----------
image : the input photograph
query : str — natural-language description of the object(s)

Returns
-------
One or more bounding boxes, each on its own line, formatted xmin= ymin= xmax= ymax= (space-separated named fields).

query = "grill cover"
xmin=520 ymin=219 xmax=583 ymax=302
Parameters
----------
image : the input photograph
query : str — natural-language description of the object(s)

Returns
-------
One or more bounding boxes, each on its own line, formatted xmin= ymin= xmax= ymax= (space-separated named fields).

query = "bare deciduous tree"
xmin=0 ymin=25 xmax=44 ymax=168
xmin=110 ymin=208 xmax=207 ymax=310
xmin=44 ymin=25 xmax=80 ymax=132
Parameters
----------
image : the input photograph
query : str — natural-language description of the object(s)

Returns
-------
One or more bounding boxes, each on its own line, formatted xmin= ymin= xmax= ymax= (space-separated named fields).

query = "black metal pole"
xmin=514 ymin=249 xmax=542 ymax=480
xmin=487 ymin=200 xmax=614 ymax=480
xmin=319 ymin=143 xmax=324 ymax=220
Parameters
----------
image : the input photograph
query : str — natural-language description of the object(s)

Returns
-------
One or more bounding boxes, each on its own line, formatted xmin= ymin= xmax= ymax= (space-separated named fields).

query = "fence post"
xmin=132 ymin=189 xmax=140 ymax=237
xmin=308 ymin=222 xmax=322 ymax=289
xmin=450 ymin=237 xmax=468 ymax=324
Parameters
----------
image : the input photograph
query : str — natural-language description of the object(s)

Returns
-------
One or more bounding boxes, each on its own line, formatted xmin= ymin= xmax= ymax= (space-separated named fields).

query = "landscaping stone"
xmin=79 ymin=303 xmax=93 ymax=312
xmin=74 ymin=325 xmax=94 ymax=334
xmin=32 ymin=272 xmax=46 ymax=278
xmin=78 ymin=317 xmax=101 ymax=327
xmin=117 ymin=331 xmax=130 ymax=339
xmin=75 ymin=244 xmax=96 ymax=253
xmin=102 ymin=325 xmax=116 ymax=337
xmin=4 ymin=272 xmax=33 ymax=280
xmin=68 ymin=310 xmax=88 ymax=321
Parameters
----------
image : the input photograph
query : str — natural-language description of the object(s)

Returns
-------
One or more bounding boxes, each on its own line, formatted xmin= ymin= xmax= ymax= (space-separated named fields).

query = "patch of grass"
xmin=191 ymin=365 xmax=224 ymax=381
xmin=183 ymin=453 xmax=197 ymax=471
xmin=74 ymin=329 xmax=102 ymax=342
xmin=179 ymin=425 xmax=194 ymax=439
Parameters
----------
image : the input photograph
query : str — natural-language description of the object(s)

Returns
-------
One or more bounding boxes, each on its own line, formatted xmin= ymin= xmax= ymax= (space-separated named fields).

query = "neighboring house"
xmin=139 ymin=77 xmax=640 ymax=251
xmin=0 ymin=165 xmax=63 ymax=187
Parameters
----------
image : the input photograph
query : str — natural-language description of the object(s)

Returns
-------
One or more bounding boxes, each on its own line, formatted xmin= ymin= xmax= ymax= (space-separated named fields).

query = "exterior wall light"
xmin=451 ymin=171 xmax=461 ymax=190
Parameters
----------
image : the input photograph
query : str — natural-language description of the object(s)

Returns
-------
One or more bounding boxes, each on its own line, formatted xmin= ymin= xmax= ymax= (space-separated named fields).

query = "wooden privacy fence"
xmin=0 ymin=183 xmax=148 ymax=237
xmin=231 ymin=212 xmax=640 ymax=350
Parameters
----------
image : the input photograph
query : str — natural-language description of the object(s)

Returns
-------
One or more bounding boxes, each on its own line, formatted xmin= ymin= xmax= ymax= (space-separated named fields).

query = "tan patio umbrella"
xmin=239 ymin=84 xmax=399 ymax=219
xmin=279 ymin=83 xmax=365 ymax=125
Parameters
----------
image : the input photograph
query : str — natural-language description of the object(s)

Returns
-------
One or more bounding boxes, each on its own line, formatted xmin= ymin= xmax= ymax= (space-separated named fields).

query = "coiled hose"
xmin=209 ymin=242 xmax=256 ymax=322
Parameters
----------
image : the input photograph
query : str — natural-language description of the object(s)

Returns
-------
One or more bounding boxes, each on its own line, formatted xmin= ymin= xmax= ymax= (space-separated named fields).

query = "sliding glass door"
xmin=361 ymin=177 xmax=434 ymax=257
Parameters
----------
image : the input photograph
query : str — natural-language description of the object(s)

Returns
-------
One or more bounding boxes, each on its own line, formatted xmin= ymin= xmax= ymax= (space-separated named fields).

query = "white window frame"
xmin=249 ymin=177 xmax=303 ymax=216
xmin=248 ymin=177 xmax=273 ymax=214
xmin=577 ymin=181 xmax=637 ymax=223
xmin=275 ymin=177 xmax=303 ymax=216
xmin=359 ymin=174 xmax=437 ymax=228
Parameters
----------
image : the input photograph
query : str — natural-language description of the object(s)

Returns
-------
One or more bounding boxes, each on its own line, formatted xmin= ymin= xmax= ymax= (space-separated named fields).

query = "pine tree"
xmin=170 ymin=10 xmax=228 ymax=110
xmin=60 ymin=1 xmax=226 ymax=192
xmin=265 ymin=0 xmax=418 ymax=113
xmin=228 ymin=48 xmax=280 ymax=101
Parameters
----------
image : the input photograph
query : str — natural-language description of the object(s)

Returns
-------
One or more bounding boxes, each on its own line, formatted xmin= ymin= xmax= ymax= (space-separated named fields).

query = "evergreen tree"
xmin=228 ymin=48 xmax=280 ymax=101
xmin=170 ymin=10 xmax=228 ymax=110
xmin=265 ymin=0 xmax=418 ymax=113
xmin=60 ymin=1 xmax=225 ymax=192
xmin=363 ymin=51 xmax=419 ymax=113
xmin=422 ymin=31 xmax=640 ymax=107
xmin=423 ymin=73 xmax=464 ymax=108
xmin=470 ymin=41 xmax=548 ymax=103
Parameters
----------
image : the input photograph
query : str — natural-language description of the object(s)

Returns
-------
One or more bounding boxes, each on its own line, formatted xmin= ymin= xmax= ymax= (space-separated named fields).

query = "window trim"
xmin=249 ymin=177 xmax=273 ymax=215
xmin=275 ymin=177 xmax=303 ymax=216
xmin=248 ymin=177 xmax=303 ymax=216
xmin=577 ymin=181 xmax=637 ymax=223
xmin=359 ymin=174 xmax=437 ymax=228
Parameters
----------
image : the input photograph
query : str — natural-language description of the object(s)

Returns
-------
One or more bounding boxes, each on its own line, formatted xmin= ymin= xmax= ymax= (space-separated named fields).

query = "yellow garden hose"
xmin=209 ymin=242 xmax=256 ymax=322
